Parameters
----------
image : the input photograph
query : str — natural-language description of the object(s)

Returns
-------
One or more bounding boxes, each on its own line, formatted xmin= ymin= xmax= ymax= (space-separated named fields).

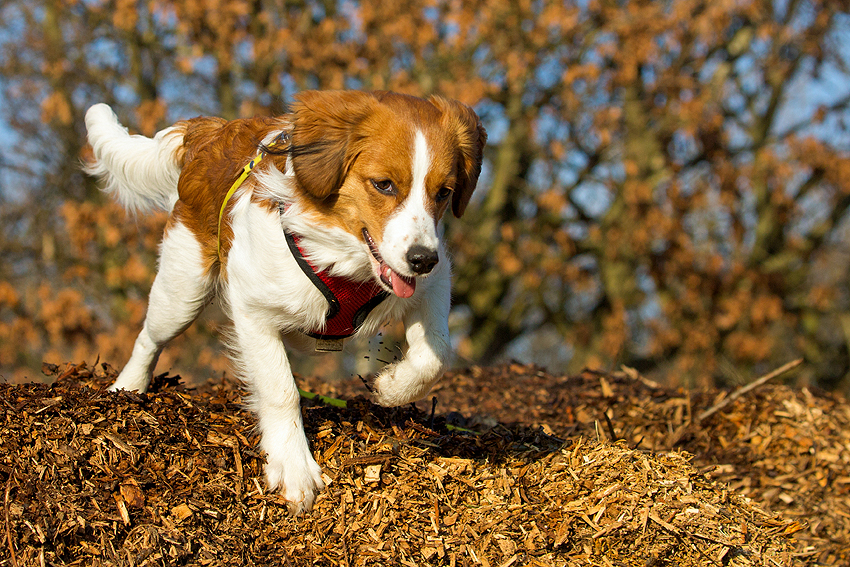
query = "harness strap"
xmin=216 ymin=133 xmax=287 ymax=258
xmin=281 ymin=204 xmax=389 ymax=341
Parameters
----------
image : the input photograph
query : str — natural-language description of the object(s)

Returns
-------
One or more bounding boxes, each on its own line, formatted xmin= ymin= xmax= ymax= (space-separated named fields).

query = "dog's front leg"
xmin=372 ymin=263 xmax=452 ymax=407
xmin=230 ymin=306 xmax=324 ymax=513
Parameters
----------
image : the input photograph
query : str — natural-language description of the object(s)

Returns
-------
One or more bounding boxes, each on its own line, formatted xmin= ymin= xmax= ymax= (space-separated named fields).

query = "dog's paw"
xmin=265 ymin=453 xmax=325 ymax=515
xmin=108 ymin=353 xmax=156 ymax=393
xmin=371 ymin=362 xmax=426 ymax=407
xmin=372 ymin=358 xmax=447 ymax=407
xmin=370 ymin=363 xmax=403 ymax=407
xmin=108 ymin=374 xmax=149 ymax=393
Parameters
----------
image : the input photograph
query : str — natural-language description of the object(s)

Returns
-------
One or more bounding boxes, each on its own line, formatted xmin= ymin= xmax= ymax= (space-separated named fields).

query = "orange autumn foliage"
xmin=1 ymin=0 xmax=850 ymax=391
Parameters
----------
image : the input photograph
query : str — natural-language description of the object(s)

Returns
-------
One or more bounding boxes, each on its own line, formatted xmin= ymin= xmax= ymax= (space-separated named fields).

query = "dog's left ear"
xmin=290 ymin=90 xmax=378 ymax=200
xmin=429 ymin=96 xmax=487 ymax=218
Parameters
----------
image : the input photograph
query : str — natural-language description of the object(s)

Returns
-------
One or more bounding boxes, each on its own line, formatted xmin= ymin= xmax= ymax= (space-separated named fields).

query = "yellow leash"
xmin=216 ymin=134 xmax=286 ymax=258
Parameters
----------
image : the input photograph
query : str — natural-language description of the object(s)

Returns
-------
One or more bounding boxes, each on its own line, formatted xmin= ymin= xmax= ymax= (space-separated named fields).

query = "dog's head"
xmin=286 ymin=90 xmax=487 ymax=298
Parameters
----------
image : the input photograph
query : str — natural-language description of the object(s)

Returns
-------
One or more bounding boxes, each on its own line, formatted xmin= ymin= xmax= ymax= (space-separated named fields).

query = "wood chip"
xmin=0 ymin=362 xmax=840 ymax=566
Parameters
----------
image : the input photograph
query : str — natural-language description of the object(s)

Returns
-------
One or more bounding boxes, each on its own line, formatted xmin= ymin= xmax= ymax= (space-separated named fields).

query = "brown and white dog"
xmin=84 ymin=90 xmax=486 ymax=513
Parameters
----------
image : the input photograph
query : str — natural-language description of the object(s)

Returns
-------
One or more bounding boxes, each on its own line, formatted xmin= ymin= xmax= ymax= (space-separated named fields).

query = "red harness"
xmin=222 ymin=135 xmax=387 ymax=347
xmin=283 ymin=218 xmax=389 ymax=342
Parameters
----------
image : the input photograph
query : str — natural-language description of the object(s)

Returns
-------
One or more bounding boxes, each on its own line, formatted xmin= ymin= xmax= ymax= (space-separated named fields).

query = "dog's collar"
xmin=217 ymin=132 xmax=289 ymax=258
xmin=280 ymin=204 xmax=389 ymax=349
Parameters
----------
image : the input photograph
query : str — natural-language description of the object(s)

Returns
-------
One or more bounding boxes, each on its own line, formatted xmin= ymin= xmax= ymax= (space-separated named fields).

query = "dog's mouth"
xmin=363 ymin=228 xmax=416 ymax=299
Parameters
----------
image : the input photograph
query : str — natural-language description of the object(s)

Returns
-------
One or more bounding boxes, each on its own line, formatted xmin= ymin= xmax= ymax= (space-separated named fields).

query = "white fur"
xmin=109 ymin=221 xmax=214 ymax=392
xmin=381 ymin=130 xmax=440 ymax=277
xmin=371 ymin=248 xmax=452 ymax=406
xmin=84 ymin=103 xmax=183 ymax=212
xmin=254 ymin=165 xmax=375 ymax=281
xmin=87 ymin=105 xmax=455 ymax=514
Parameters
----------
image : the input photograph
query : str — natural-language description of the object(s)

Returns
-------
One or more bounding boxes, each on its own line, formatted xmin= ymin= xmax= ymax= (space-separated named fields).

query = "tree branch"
xmin=697 ymin=359 xmax=803 ymax=422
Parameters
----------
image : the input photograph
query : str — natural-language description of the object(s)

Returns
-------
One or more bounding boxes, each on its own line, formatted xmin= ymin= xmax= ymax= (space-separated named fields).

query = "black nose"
xmin=406 ymin=245 xmax=439 ymax=274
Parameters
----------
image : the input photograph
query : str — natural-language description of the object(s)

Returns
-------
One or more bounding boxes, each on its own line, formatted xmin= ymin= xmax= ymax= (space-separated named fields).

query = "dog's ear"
xmin=290 ymin=90 xmax=378 ymax=200
xmin=429 ymin=96 xmax=487 ymax=218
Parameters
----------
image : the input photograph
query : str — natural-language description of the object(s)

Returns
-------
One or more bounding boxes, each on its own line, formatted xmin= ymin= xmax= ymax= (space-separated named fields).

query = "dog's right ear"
xmin=290 ymin=90 xmax=378 ymax=200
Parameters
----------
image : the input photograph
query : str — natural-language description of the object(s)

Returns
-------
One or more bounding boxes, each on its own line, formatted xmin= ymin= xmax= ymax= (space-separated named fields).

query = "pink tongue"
xmin=383 ymin=266 xmax=416 ymax=298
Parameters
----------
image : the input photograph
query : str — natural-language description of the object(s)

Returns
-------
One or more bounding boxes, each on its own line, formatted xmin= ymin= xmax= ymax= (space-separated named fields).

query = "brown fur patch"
xmin=168 ymin=116 xmax=287 ymax=273
xmin=428 ymin=96 xmax=488 ymax=218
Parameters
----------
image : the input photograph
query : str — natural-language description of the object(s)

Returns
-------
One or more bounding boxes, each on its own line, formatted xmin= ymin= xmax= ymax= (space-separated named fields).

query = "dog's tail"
xmin=84 ymin=103 xmax=185 ymax=213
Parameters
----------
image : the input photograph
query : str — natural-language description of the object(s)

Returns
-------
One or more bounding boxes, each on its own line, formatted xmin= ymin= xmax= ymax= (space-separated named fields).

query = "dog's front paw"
xmin=108 ymin=370 xmax=150 ymax=393
xmin=371 ymin=363 xmax=406 ymax=407
xmin=265 ymin=453 xmax=325 ymax=515
xmin=371 ymin=362 xmax=433 ymax=407
xmin=372 ymin=354 xmax=447 ymax=407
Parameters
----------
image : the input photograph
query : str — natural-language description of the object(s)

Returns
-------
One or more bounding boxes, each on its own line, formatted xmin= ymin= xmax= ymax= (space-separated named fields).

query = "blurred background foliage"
xmin=2 ymin=0 xmax=850 ymax=392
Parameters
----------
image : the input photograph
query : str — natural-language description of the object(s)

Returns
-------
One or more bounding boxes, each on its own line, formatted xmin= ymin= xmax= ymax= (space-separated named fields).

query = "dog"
xmin=84 ymin=90 xmax=486 ymax=513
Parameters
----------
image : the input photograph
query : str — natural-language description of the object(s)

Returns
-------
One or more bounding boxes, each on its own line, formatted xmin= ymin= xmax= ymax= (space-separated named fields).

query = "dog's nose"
xmin=406 ymin=245 xmax=439 ymax=274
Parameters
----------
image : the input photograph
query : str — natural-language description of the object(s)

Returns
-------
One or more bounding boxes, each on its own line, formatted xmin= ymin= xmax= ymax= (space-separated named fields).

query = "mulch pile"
xmin=2 ymin=361 xmax=848 ymax=566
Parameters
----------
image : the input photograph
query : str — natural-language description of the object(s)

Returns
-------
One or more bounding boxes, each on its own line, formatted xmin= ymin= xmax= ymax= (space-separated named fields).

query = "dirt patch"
xmin=2 ymin=362 xmax=846 ymax=565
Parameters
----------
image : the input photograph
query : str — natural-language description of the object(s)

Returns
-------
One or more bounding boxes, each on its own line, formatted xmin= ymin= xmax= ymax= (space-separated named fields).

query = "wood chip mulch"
xmin=1 ymin=361 xmax=845 ymax=566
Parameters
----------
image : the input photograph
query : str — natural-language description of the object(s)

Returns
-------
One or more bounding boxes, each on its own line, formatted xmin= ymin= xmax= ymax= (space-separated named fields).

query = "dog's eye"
xmin=371 ymin=179 xmax=397 ymax=196
xmin=435 ymin=187 xmax=453 ymax=202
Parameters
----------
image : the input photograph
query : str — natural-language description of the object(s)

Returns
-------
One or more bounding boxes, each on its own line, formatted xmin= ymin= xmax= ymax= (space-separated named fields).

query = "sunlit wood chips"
xmin=0 ymin=362 xmax=820 ymax=566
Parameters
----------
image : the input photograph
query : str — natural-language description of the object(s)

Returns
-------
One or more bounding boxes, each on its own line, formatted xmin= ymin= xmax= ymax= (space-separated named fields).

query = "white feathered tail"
xmin=84 ymin=103 xmax=184 ymax=212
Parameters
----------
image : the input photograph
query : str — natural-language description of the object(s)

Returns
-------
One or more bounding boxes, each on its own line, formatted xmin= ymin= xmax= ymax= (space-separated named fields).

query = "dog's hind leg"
xmin=110 ymin=220 xmax=212 ymax=392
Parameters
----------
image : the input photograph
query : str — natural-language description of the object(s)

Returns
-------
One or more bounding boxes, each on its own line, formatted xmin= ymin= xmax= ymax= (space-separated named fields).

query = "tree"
xmin=440 ymin=0 xmax=850 ymax=389
xmin=1 ymin=0 xmax=849 ymax=391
